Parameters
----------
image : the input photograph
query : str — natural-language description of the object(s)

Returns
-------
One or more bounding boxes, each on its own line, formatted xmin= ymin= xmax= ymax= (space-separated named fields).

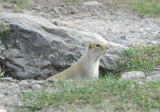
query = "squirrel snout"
xmin=106 ymin=45 xmax=109 ymax=49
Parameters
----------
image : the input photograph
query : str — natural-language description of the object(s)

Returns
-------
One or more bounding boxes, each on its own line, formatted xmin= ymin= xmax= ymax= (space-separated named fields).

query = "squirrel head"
xmin=87 ymin=41 xmax=109 ymax=58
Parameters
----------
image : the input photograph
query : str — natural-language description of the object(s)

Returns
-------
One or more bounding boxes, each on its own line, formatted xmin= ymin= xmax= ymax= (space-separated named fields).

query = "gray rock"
xmin=120 ymin=71 xmax=145 ymax=81
xmin=31 ymin=84 xmax=41 ymax=90
xmin=18 ymin=101 xmax=23 ymax=106
xmin=29 ymin=79 xmax=45 ymax=85
xmin=137 ymin=81 xmax=145 ymax=86
xmin=20 ymin=80 xmax=29 ymax=88
xmin=146 ymin=76 xmax=152 ymax=81
xmin=83 ymin=1 xmax=103 ymax=6
xmin=0 ymin=95 xmax=5 ymax=98
xmin=35 ymin=80 xmax=46 ymax=85
xmin=151 ymin=74 xmax=160 ymax=81
xmin=1 ymin=90 xmax=8 ymax=95
xmin=28 ymin=79 xmax=37 ymax=84
xmin=0 ymin=77 xmax=13 ymax=81
xmin=0 ymin=109 xmax=7 ymax=112
xmin=0 ymin=13 xmax=127 ymax=79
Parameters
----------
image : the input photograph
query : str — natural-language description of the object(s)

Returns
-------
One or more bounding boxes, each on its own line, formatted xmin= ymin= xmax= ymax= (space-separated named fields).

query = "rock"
xmin=31 ymin=84 xmax=41 ymax=90
xmin=146 ymin=76 xmax=152 ymax=81
xmin=120 ymin=71 xmax=145 ymax=81
xmin=29 ymin=79 xmax=45 ymax=85
xmin=1 ymin=90 xmax=8 ymax=95
xmin=83 ymin=1 xmax=103 ymax=6
xmin=137 ymin=81 xmax=145 ymax=86
xmin=0 ymin=109 xmax=7 ymax=112
xmin=0 ymin=95 xmax=5 ymax=98
xmin=151 ymin=74 xmax=160 ymax=81
xmin=35 ymin=80 xmax=46 ymax=85
xmin=117 ymin=35 xmax=127 ymax=43
xmin=28 ymin=79 xmax=37 ymax=84
xmin=0 ymin=77 xmax=13 ymax=81
xmin=19 ymin=80 xmax=29 ymax=88
xmin=0 ymin=13 xmax=127 ymax=79
xmin=18 ymin=101 xmax=23 ymax=106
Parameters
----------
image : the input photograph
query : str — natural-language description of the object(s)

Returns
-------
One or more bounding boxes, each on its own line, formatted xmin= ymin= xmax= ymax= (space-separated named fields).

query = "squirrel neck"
xmin=80 ymin=50 xmax=100 ymax=66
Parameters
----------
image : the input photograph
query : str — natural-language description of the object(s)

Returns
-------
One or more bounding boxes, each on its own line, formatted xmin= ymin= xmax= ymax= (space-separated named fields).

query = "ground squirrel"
xmin=46 ymin=41 xmax=109 ymax=81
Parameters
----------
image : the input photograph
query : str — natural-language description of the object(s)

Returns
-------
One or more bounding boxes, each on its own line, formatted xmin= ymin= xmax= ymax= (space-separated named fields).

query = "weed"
xmin=0 ymin=24 xmax=11 ymax=40
xmin=0 ymin=67 xmax=7 ymax=78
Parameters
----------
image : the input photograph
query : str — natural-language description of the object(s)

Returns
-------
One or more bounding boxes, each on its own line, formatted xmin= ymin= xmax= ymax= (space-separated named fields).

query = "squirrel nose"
xmin=106 ymin=45 xmax=109 ymax=49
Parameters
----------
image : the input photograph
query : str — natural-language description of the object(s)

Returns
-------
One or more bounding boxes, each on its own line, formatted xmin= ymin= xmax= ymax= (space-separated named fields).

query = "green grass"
xmin=0 ymin=66 xmax=9 ymax=78
xmin=0 ymin=71 xmax=5 ymax=78
xmin=112 ymin=44 xmax=160 ymax=75
xmin=22 ymin=78 xmax=160 ymax=111
xmin=0 ymin=24 xmax=10 ymax=40
xmin=105 ymin=0 xmax=160 ymax=16
xmin=105 ymin=0 xmax=127 ymax=7
xmin=61 ymin=0 xmax=77 ymax=3
xmin=156 ymin=35 xmax=160 ymax=39
xmin=129 ymin=0 xmax=160 ymax=16
xmin=2 ymin=0 xmax=32 ymax=12
xmin=4 ymin=0 xmax=26 ymax=3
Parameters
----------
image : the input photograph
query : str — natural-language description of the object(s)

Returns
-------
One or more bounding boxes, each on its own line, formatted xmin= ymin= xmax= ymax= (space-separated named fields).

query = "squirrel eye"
xmin=96 ymin=44 xmax=101 ymax=47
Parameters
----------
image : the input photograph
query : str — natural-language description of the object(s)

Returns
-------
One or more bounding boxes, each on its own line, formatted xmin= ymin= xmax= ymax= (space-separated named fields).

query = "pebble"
xmin=1 ymin=90 xmax=8 ymax=95
xmin=146 ymin=76 xmax=152 ymax=81
xmin=28 ymin=79 xmax=37 ymax=84
xmin=151 ymin=74 xmax=160 ymax=81
xmin=83 ymin=1 xmax=103 ymax=6
xmin=31 ymin=84 xmax=41 ymax=90
xmin=0 ymin=95 xmax=5 ymax=98
xmin=20 ymin=80 xmax=29 ymax=85
xmin=120 ymin=71 xmax=145 ymax=81
xmin=0 ymin=45 xmax=6 ymax=50
xmin=0 ymin=109 xmax=7 ymax=112
xmin=0 ymin=77 xmax=13 ymax=81
xmin=137 ymin=81 xmax=145 ymax=86
xmin=18 ymin=101 xmax=23 ymax=106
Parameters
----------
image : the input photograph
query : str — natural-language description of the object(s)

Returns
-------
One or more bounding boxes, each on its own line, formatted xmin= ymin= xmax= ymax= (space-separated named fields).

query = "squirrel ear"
xmin=89 ymin=44 xmax=92 ymax=50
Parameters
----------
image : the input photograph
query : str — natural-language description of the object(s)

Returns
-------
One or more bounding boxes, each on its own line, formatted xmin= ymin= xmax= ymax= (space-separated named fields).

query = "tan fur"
xmin=46 ymin=41 xmax=109 ymax=81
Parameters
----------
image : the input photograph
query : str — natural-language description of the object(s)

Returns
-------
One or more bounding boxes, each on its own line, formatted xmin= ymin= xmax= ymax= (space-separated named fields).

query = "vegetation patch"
xmin=0 ymin=67 xmax=5 ymax=78
xmin=156 ymin=35 xmax=160 ymax=39
xmin=61 ymin=0 xmax=77 ymax=3
xmin=117 ymin=44 xmax=159 ymax=71
xmin=22 ymin=78 xmax=160 ymax=111
xmin=0 ymin=24 xmax=10 ymax=40
xmin=104 ymin=44 xmax=160 ymax=77
xmin=105 ymin=0 xmax=160 ymax=16
xmin=4 ymin=0 xmax=26 ymax=3
xmin=129 ymin=0 xmax=160 ymax=16
xmin=105 ymin=0 xmax=128 ymax=7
